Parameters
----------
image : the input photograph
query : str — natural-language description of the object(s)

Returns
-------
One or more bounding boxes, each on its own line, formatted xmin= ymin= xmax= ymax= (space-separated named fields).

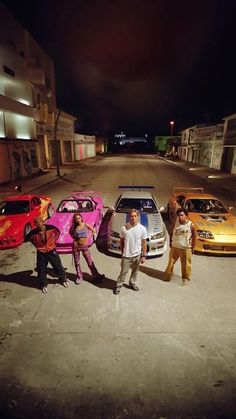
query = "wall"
xmin=231 ymin=148 xmax=236 ymax=175
xmin=0 ymin=140 xmax=38 ymax=182
xmin=74 ymin=134 xmax=96 ymax=160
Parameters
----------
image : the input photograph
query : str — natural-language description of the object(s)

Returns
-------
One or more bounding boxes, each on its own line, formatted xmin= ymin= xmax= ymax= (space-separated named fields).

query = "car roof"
xmin=119 ymin=191 xmax=155 ymax=199
xmin=61 ymin=196 xmax=93 ymax=201
xmin=2 ymin=195 xmax=38 ymax=201
xmin=179 ymin=193 xmax=218 ymax=200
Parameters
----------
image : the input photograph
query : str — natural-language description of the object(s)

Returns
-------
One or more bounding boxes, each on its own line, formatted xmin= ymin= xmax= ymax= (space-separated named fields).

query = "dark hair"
xmin=176 ymin=207 xmax=189 ymax=216
xmin=69 ymin=212 xmax=83 ymax=238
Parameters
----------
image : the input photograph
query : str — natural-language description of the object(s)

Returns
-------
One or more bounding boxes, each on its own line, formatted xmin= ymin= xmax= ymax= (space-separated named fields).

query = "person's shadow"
xmin=47 ymin=267 xmax=116 ymax=290
xmin=139 ymin=265 xmax=166 ymax=281
xmin=0 ymin=268 xmax=117 ymax=292
xmin=0 ymin=268 xmax=69 ymax=290
xmin=0 ymin=270 xmax=39 ymax=289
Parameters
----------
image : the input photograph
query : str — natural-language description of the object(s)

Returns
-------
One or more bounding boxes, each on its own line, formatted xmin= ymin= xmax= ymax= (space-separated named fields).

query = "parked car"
xmin=0 ymin=194 xmax=53 ymax=250
xmin=47 ymin=191 xmax=104 ymax=253
xmin=107 ymin=186 xmax=167 ymax=257
xmin=167 ymin=187 xmax=236 ymax=254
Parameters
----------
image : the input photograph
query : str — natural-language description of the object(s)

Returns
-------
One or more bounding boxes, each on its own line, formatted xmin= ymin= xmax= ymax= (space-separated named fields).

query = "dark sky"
xmin=2 ymin=0 xmax=236 ymax=136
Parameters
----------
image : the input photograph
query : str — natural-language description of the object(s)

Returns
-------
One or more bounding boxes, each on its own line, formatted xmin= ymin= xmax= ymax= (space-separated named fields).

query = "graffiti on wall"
xmin=10 ymin=142 xmax=38 ymax=179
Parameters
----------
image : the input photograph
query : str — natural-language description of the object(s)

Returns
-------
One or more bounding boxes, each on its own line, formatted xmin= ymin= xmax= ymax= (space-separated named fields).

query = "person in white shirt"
xmin=114 ymin=209 xmax=147 ymax=295
xmin=164 ymin=207 xmax=196 ymax=285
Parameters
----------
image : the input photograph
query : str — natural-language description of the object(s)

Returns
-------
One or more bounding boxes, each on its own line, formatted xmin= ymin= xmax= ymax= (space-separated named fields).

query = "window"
xmin=3 ymin=65 xmax=15 ymax=77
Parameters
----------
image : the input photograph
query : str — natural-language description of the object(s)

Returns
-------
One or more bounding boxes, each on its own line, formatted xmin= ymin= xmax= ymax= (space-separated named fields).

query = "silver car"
xmin=107 ymin=186 xmax=167 ymax=257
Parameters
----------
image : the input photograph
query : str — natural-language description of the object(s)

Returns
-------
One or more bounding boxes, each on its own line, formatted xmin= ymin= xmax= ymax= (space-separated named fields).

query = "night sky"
xmin=1 ymin=0 xmax=236 ymax=136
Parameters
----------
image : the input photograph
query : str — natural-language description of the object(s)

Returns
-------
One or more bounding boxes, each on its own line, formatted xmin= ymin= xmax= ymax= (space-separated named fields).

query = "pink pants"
xmin=73 ymin=245 xmax=99 ymax=282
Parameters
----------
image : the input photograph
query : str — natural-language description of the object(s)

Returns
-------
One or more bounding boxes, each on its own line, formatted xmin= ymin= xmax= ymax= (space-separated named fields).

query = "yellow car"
xmin=167 ymin=187 xmax=236 ymax=254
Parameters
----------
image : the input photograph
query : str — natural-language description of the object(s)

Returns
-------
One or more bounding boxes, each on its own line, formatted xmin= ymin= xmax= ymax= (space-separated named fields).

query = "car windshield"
xmin=0 ymin=200 xmax=30 ymax=215
xmin=186 ymin=199 xmax=228 ymax=214
xmin=116 ymin=198 xmax=158 ymax=213
xmin=57 ymin=200 xmax=93 ymax=213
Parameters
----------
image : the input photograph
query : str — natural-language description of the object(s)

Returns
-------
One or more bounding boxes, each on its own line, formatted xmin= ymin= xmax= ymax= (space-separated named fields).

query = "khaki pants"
xmin=164 ymin=246 xmax=192 ymax=280
xmin=117 ymin=255 xmax=140 ymax=288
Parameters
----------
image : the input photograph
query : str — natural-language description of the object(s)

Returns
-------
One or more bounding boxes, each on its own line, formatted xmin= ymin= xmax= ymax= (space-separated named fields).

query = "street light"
xmin=170 ymin=120 xmax=175 ymax=137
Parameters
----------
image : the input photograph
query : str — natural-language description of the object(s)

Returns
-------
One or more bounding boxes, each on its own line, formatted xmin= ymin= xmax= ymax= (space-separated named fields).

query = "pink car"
xmin=47 ymin=191 xmax=104 ymax=253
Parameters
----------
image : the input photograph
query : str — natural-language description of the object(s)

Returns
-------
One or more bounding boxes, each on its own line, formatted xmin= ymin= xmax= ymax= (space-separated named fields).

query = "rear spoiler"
xmin=71 ymin=191 xmax=102 ymax=204
xmin=118 ymin=185 xmax=155 ymax=191
xmin=173 ymin=187 xmax=203 ymax=194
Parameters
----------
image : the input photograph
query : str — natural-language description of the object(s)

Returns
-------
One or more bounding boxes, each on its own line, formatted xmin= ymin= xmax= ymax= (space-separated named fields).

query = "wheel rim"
xmin=24 ymin=224 xmax=31 ymax=237
xmin=48 ymin=205 xmax=53 ymax=217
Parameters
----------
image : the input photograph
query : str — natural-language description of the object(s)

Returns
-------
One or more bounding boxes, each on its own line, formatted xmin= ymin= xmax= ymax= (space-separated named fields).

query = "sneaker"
xmin=130 ymin=284 xmax=139 ymax=291
xmin=113 ymin=287 xmax=121 ymax=295
xmin=42 ymin=286 xmax=47 ymax=293
xmin=62 ymin=280 xmax=70 ymax=288
xmin=75 ymin=278 xmax=82 ymax=285
xmin=183 ymin=279 xmax=190 ymax=285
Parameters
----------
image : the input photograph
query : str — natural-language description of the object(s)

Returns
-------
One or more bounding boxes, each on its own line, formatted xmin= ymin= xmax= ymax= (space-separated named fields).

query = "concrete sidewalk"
xmin=157 ymin=155 xmax=236 ymax=196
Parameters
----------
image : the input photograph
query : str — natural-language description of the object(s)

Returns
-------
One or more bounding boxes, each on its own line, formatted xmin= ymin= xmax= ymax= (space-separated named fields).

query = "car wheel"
xmin=47 ymin=204 xmax=54 ymax=218
xmin=24 ymin=223 xmax=31 ymax=241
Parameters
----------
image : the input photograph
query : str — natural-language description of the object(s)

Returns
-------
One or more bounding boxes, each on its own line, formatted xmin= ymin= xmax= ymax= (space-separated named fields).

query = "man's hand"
xmin=140 ymin=256 xmax=146 ymax=264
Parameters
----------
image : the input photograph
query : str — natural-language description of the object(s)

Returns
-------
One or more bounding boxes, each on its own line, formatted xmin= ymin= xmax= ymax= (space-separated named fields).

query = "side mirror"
xmin=159 ymin=206 xmax=165 ymax=213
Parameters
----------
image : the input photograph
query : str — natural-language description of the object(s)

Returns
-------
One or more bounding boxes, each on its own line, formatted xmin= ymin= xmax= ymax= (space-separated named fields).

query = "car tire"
xmin=47 ymin=204 xmax=53 ymax=218
xmin=24 ymin=223 xmax=31 ymax=241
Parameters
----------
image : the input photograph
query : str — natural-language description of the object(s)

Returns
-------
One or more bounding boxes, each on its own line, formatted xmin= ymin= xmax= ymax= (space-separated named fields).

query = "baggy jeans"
xmin=116 ymin=255 xmax=141 ymax=288
xmin=37 ymin=249 xmax=66 ymax=288
xmin=164 ymin=246 xmax=192 ymax=280
xmin=73 ymin=246 xmax=99 ymax=282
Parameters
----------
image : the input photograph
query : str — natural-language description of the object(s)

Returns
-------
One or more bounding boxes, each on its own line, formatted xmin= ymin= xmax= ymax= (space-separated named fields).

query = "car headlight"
xmin=111 ymin=231 xmax=120 ymax=238
xmin=151 ymin=231 xmax=165 ymax=240
xmin=197 ymin=230 xmax=214 ymax=239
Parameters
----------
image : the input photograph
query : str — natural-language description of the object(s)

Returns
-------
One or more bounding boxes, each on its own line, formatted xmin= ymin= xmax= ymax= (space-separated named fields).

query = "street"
xmin=0 ymin=154 xmax=236 ymax=419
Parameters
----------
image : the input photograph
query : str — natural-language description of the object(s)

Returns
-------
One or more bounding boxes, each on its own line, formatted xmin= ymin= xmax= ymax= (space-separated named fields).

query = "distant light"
xmin=170 ymin=121 xmax=175 ymax=125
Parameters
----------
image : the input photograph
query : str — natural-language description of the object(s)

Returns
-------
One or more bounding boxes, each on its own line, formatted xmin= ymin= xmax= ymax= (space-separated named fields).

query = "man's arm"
xmin=140 ymin=238 xmax=147 ymax=264
xmin=46 ymin=225 xmax=60 ymax=241
xmin=25 ymin=228 xmax=36 ymax=242
xmin=120 ymin=237 xmax=125 ymax=255
xmin=191 ymin=223 xmax=196 ymax=252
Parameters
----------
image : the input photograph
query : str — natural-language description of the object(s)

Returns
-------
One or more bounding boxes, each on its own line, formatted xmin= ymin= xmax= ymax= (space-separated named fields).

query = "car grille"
xmin=203 ymin=244 xmax=236 ymax=252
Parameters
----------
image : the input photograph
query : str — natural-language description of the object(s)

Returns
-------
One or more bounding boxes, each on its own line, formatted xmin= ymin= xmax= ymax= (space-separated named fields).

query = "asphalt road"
xmin=0 ymin=154 xmax=236 ymax=419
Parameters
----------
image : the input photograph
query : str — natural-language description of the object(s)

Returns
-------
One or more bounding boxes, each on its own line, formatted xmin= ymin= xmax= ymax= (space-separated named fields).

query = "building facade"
xmin=221 ymin=113 xmax=236 ymax=174
xmin=179 ymin=124 xmax=224 ymax=170
xmin=0 ymin=4 xmax=78 ymax=184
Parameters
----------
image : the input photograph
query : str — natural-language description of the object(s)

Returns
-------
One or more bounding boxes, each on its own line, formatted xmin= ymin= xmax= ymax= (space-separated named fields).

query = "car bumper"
xmin=0 ymin=239 xmax=22 ymax=249
xmin=195 ymin=237 xmax=236 ymax=254
xmin=108 ymin=236 xmax=167 ymax=257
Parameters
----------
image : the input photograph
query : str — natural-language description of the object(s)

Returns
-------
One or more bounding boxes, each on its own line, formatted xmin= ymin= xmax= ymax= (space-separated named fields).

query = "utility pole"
xmin=54 ymin=109 xmax=61 ymax=177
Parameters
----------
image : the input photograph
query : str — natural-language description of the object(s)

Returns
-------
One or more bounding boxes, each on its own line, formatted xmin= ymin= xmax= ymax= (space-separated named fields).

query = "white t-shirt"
xmin=172 ymin=219 xmax=193 ymax=249
xmin=120 ymin=222 xmax=147 ymax=257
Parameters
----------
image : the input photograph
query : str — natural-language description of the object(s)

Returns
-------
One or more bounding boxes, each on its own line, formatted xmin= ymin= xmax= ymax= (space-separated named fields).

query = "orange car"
xmin=167 ymin=187 xmax=236 ymax=254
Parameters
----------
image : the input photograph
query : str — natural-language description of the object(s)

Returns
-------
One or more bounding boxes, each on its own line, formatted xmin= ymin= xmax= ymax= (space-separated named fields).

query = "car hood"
xmin=191 ymin=213 xmax=236 ymax=234
xmin=47 ymin=212 xmax=96 ymax=243
xmin=0 ymin=214 xmax=25 ymax=237
xmin=109 ymin=212 xmax=164 ymax=236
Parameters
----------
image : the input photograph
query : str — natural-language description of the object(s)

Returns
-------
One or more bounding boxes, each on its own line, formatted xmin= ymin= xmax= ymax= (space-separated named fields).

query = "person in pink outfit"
xmin=69 ymin=212 xmax=104 ymax=284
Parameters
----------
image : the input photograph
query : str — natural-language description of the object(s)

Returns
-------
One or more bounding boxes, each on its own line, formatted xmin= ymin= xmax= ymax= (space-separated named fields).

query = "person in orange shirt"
xmin=26 ymin=216 xmax=69 ymax=293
